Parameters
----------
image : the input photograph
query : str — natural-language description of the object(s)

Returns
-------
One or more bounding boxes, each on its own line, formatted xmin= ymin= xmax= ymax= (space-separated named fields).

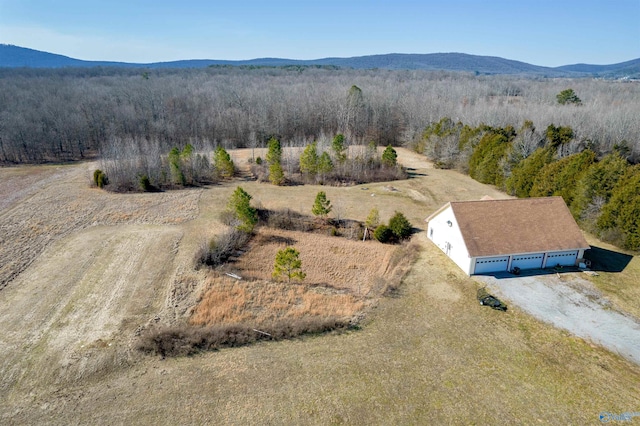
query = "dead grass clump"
xmin=259 ymin=208 xmax=365 ymax=240
xmin=259 ymin=208 xmax=315 ymax=232
xmin=136 ymin=317 xmax=348 ymax=357
xmin=383 ymin=241 xmax=422 ymax=295
xmin=195 ymin=227 xmax=252 ymax=268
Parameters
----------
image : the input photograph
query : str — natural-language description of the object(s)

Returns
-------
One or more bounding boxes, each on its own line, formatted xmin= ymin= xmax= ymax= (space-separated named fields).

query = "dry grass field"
xmin=189 ymin=226 xmax=414 ymax=329
xmin=232 ymin=228 xmax=393 ymax=292
xmin=1 ymin=148 xmax=639 ymax=424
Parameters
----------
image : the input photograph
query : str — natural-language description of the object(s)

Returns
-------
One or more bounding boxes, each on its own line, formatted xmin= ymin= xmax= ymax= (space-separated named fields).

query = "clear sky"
xmin=0 ymin=0 xmax=638 ymax=67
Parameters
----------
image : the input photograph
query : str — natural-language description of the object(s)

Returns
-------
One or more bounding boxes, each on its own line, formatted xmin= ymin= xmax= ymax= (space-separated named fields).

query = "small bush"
xmin=365 ymin=208 xmax=380 ymax=230
xmin=374 ymin=224 xmax=393 ymax=243
xmin=195 ymin=228 xmax=252 ymax=268
xmin=381 ymin=145 xmax=398 ymax=167
xmin=93 ymin=169 xmax=108 ymax=188
xmin=388 ymin=211 xmax=413 ymax=240
xmin=261 ymin=208 xmax=314 ymax=232
xmin=255 ymin=156 xmax=262 ymax=165
xmin=138 ymin=174 xmax=152 ymax=192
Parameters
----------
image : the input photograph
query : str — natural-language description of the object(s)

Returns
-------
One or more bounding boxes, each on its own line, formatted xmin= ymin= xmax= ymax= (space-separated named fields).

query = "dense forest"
xmin=1 ymin=66 xmax=639 ymax=248
xmin=0 ymin=66 xmax=638 ymax=164
xmin=414 ymin=118 xmax=640 ymax=250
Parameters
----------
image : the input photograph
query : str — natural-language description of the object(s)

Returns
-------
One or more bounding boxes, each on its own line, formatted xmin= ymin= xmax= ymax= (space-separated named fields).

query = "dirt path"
xmin=477 ymin=272 xmax=640 ymax=365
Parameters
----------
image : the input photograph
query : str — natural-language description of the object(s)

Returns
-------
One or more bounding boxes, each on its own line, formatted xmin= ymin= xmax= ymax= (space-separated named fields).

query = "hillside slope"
xmin=2 ymin=44 xmax=638 ymax=77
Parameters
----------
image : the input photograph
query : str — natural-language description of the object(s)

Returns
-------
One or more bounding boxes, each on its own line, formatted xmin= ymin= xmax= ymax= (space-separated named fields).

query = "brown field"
xmin=233 ymin=228 xmax=393 ymax=292
xmin=190 ymin=278 xmax=365 ymax=326
xmin=1 ymin=148 xmax=639 ymax=424
xmin=190 ymin=226 xmax=414 ymax=329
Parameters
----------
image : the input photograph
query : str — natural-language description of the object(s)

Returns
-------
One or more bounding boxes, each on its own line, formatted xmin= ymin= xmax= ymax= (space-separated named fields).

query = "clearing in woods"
xmin=0 ymin=148 xmax=639 ymax=424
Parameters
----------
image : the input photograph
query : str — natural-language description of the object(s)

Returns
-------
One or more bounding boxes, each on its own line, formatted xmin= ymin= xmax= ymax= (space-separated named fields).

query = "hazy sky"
xmin=0 ymin=0 xmax=638 ymax=66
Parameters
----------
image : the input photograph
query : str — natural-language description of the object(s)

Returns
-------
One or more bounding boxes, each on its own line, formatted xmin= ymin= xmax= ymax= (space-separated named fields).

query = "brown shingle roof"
xmin=447 ymin=197 xmax=589 ymax=257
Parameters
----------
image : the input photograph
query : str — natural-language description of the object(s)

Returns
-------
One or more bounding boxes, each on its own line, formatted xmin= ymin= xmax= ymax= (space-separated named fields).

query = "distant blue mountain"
xmin=555 ymin=58 xmax=640 ymax=78
xmin=1 ymin=44 xmax=638 ymax=78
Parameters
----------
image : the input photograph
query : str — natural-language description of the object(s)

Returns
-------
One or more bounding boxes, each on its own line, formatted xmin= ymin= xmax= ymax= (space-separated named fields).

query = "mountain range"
xmin=1 ymin=44 xmax=639 ymax=78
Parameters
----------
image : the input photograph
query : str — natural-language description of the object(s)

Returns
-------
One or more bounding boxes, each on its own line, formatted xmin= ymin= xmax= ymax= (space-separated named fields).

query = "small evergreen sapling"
xmin=272 ymin=247 xmax=306 ymax=282
xmin=227 ymin=186 xmax=258 ymax=233
xmin=93 ymin=169 xmax=108 ymax=188
xmin=381 ymin=145 xmax=398 ymax=167
xmin=312 ymin=191 xmax=332 ymax=218
xmin=214 ymin=146 xmax=235 ymax=178
xmin=388 ymin=211 xmax=413 ymax=240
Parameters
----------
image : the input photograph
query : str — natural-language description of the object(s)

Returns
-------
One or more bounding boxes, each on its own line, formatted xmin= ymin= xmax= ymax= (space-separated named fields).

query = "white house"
xmin=425 ymin=197 xmax=590 ymax=275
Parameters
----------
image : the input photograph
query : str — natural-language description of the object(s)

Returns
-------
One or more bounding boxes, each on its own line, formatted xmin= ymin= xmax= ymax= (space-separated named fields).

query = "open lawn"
xmin=1 ymin=148 xmax=638 ymax=424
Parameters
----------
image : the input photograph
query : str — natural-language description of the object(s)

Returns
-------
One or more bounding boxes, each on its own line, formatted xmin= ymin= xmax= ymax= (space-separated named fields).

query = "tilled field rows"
xmin=0 ymin=162 xmax=200 ymax=290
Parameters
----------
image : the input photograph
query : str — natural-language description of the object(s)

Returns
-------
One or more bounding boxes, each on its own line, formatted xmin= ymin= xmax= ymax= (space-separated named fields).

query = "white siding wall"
xmin=427 ymin=206 xmax=473 ymax=274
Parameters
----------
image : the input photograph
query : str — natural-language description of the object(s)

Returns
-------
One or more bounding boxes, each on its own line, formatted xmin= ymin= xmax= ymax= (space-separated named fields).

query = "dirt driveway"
xmin=476 ymin=271 xmax=640 ymax=365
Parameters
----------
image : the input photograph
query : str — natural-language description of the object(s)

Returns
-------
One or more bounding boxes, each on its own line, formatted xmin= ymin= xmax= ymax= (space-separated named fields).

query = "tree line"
xmin=415 ymin=117 xmax=640 ymax=250
xmin=96 ymin=133 xmax=403 ymax=191
xmin=0 ymin=66 xmax=638 ymax=164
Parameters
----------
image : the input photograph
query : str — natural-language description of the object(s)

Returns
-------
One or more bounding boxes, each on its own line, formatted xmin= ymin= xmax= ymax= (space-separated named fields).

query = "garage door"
xmin=545 ymin=251 xmax=578 ymax=267
xmin=511 ymin=253 xmax=544 ymax=270
xmin=474 ymin=256 xmax=509 ymax=274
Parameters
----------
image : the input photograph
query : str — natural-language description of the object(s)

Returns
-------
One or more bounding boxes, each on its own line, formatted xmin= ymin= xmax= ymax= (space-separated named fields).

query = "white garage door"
xmin=474 ymin=256 xmax=509 ymax=274
xmin=545 ymin=251 xmax=578 ymax=267
xmin=511 ymin=253 xmax=544 ymax=270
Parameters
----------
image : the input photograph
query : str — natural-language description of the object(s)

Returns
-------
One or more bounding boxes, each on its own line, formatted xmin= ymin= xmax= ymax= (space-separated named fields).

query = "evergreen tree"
xmin=213 ymin=146 xmax=235 ymax=178
xmin=168 ymin=147 xmax=185 ymax=186
xmin=365 ymin=208 xmax=380 ymax=230
xmin=227 ymin=186 xmax=258 ymax=233
xmin=506 ymin=147 xmax=556 ymax=198
xmin=468 ymin=130 xmax=511 ymax=186
xmin=571 ymin=153 xmax=629 ymax=219
xmin=138 ymin=174 xmax=151 ymax=192
xmin=93 ymin=169 xmax=108 ymax=188
xmin=366 ymin=140 xmax=378 ymax=160
xmin=556 ymin=88 xmax=582 ymax=105
xmin=181 ymin=144 xmax=195 ymax=185
xmin=332 ymin=134 xmax=347 ymax=163
xmin=373 ymin=224 xmax=393 ymax=243
xmin=299 ymin=142 xmax=319 ymax=176
xmin=312 ymin=191 xmax=332 ymax=218
xmin=597 ymin=165 xmax=640 ymax=250
xmin=530 ymin=150 xmax=596 ymax=206
xmin=317 ymin=152 xmax=334 ymax=174
xmin=266 ymin=137 xmax=285 ymax=185
xmin=545 ymin=124 xmax=574 ymax=147
xmin=269 ymin=162 xmax=285 ymax=185
xmin=381 ymin=145 xmax=398 ymax=167
xmin=272 ymin=247 xmax=306 ymax=282
xmin=266 ymin=137 xmax=282 ymax=165
xmin=388 ymin=211 xmax=413 ymax=240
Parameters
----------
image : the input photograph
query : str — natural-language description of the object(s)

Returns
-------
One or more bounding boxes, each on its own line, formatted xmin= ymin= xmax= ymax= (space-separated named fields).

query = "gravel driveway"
xmin=476 ymin=271 xmax=640 ymax=365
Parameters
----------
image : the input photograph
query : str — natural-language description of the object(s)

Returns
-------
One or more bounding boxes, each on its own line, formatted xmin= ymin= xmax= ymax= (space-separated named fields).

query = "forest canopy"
xmin=0 ymin=66 xmax=638 ymax=164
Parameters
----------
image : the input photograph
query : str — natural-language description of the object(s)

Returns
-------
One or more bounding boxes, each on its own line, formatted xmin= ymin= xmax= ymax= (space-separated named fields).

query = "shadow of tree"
xmin=258 ymin=234 xmax=297 ymax=246
xmin=584 ymin=246 xmax=633 ymax=273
